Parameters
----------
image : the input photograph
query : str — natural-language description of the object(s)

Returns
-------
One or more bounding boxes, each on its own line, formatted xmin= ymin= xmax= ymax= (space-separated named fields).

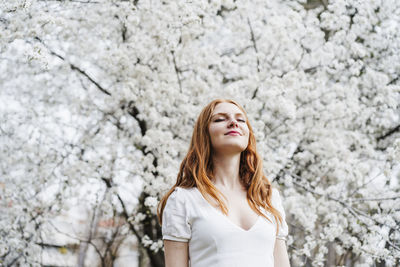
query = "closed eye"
xmin=215 ymin=119 xmax=246 ymax=122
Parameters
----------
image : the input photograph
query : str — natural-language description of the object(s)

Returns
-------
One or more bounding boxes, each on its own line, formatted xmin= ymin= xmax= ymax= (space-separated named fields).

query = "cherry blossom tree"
xmin=1 ymin=0 xmax=399 ymax=266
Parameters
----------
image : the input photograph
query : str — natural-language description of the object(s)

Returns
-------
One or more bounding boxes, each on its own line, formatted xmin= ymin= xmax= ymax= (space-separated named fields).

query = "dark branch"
xmin=377 ymin=124 xmax=400 ymax=141
xmin=115 ymin=194 xmax=141 ymax=241
xmin=122 ymin=22 xmax=127 ymax=42
xmin=37 ymin=0 xmax=100 ymax=3
xmin=388 ymin=76 xmax=399 ymax=85
xmin=247 ymin=18 xmax=260 ymax=73
xmin=33 ymin=37 xmax=112 ymax=96
xmin=101 ymin=177 xmax=113 ymax=188
xmin=247 ymin=18 xmax=261 ymax=99
xmin=171 ymin=50 xmax=182 ymax=93
xmin=126 ymin=102 xmax=147 ymax=136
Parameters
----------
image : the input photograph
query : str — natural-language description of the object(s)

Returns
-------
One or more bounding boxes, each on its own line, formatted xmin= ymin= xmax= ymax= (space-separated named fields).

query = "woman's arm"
xmin=274 ymin=239 xmax=290 ymax=267
xmin=164 ymin=240 xmax=189 ymax=267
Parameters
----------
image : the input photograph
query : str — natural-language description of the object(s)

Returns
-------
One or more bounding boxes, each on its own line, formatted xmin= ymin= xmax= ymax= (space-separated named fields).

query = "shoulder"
xmin=269 ymin=188 xmax=289 ymax=238
xmin=163 ymin=187 xmax=189 ymax=216
xmin=270 ymin=187 xmax=285 ymax=207
xmin=272 ymin=187 xmax=282 ymax=195
xmin=165 ymin=187 xmax=197 ymax=207
xmin=270 ymin=187 xmax=281 ymax=199
xmin=162 ymin=187 xmax=194 ymax=242
xmin=176 ymin=186 xmax=197 ymax=193
xmin=170 ymin=186 xmax=197 ymax=198
xmin=163 ymin=187 xmax=197 ymax=224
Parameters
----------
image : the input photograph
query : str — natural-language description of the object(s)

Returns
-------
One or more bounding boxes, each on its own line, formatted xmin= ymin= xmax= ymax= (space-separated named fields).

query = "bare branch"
xmin=377 ymin=124 xmax=400 ymax=141
xmin=171 ymin=50 xmax=182 ymax=93
xmin=349 ymin=196 xmax=400 ymax=202
xmin=33 ymin=37 xmax=112 ymax=96
xmin=247 ymin=18 xmax=260 ymax=73
xmin=349 ymin=172 xmax=382 ymax=197
xmin=38 ymin=0 xmax=100 ymax=3
xmin=287 ymin=171 xmax=399 ymax=231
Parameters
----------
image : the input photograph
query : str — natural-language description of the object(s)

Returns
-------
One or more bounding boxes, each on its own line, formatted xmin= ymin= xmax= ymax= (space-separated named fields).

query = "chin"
xmin=217 ymin=143 xmax=247 ymax=153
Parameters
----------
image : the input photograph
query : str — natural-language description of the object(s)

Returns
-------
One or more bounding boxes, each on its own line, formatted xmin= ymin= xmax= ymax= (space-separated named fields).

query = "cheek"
xmin=208 ymin=127 xmax=219 ymax=139
xmin=243 ymin=126 xmax=250 ymax=135
xmin=209 ymin=125 xmax=223 ymax=135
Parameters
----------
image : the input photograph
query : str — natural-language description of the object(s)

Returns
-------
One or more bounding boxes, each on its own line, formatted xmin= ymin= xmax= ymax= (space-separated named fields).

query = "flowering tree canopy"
xmin=1 ymin=0 xmax=399 ymax=266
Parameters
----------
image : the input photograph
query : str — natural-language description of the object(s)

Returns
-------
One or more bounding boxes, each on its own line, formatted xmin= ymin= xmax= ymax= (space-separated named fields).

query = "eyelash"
xmin=215 ymin=119 xmax=245 ymax=122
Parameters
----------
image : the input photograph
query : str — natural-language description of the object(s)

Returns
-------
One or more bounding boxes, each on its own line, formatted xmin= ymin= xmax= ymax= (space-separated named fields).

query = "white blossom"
xmin=1 ymin=0 xmax=399 ymax=266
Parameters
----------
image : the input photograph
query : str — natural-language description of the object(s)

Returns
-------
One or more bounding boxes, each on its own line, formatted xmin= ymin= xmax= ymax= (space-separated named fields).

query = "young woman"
xmin=157 ymin=99 xmax=290 ymax=267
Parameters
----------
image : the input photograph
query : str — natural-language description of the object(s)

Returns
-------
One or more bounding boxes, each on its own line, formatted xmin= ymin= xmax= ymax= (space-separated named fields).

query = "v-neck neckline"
xmin=193 ymin=187 xmax=261 ymax=232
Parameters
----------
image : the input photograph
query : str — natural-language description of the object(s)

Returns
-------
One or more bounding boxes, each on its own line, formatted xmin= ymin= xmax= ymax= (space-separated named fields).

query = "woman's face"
xmin=208 ymin=102 xmax=250 ymax=155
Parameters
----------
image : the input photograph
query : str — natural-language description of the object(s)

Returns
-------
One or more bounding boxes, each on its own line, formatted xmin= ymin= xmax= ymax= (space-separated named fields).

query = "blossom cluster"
xmin=1 ymin=0 xmax=399 ymax=266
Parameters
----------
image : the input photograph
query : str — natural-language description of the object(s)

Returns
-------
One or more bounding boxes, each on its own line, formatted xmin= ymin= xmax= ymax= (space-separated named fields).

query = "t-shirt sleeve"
xmin=162 ymin=187 xmax=191 ymax=242
xmin=271 ymin=188 xmax=289 ymax=241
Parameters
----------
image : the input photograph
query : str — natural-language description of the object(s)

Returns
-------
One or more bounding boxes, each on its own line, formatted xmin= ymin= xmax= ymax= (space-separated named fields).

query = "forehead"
xmin=211 ymin=102 xmax=244 ymax=116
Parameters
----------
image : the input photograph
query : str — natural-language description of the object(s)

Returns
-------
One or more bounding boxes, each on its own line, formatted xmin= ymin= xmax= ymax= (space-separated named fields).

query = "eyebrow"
xmin=211 ymin=112 xmax=245 ymax=118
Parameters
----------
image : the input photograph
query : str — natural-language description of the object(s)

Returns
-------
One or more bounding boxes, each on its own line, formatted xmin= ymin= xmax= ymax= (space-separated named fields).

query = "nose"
xmin=228 ymin=118 xmax=238 ymax=128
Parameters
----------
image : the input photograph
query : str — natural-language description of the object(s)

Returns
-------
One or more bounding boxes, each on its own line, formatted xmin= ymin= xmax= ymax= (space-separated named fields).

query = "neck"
xmin=211 ymin=152 xmax=243 ymax=191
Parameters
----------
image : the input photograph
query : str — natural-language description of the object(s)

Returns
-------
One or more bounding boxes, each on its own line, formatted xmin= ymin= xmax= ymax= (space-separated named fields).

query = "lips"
xmin=225 ymin=131 xmax=241 ymax=135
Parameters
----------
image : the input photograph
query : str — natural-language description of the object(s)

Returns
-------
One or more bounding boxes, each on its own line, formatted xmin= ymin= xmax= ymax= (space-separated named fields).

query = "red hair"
xmin=157 ymin=99 xmax=283 ymax=233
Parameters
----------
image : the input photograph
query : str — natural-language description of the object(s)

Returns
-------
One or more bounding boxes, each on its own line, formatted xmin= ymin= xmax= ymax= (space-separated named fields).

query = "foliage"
xmin=1 ymin=0 xmax=399 ymax=266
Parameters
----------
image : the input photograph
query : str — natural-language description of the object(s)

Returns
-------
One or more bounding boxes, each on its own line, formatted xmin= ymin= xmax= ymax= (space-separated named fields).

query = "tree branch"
xmin=171 ymin=50 xmax=182 ymax=93
xmin=126 ymin=101 xmax=147 ymax=136
xmin=247 ymin=18 xmax=260 ymax=73
xmin=287 ymin=171 xmax=399 ymax=231
xmin=377 ymin=124 xmax=400 ymax=141
xmin=33 ymin=37 xmax=112 ymax=96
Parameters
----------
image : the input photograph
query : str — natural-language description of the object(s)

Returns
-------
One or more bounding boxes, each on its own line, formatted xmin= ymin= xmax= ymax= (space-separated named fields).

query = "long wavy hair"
xmin=157 ymin=99 xmax=283 ymax=233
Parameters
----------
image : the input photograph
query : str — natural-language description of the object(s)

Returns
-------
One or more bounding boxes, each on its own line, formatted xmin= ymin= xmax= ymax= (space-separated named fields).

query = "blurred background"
xmin=1 ymin=0 xmax=399 ymax=266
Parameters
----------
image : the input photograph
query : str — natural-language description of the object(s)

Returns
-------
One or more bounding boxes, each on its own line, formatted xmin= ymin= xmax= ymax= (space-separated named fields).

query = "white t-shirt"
xmin=162 ymin=186 xmax=289 ymax=267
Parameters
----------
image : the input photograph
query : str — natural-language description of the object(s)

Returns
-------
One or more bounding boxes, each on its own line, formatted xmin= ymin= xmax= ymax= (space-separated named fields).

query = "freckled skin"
xmin=208 ymin=102 xmax=250 ymax=156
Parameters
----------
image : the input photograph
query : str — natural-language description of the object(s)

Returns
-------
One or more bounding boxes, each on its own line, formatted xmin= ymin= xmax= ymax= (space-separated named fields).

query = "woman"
xmin=157 ymin=99 xmax=290 ymax=267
